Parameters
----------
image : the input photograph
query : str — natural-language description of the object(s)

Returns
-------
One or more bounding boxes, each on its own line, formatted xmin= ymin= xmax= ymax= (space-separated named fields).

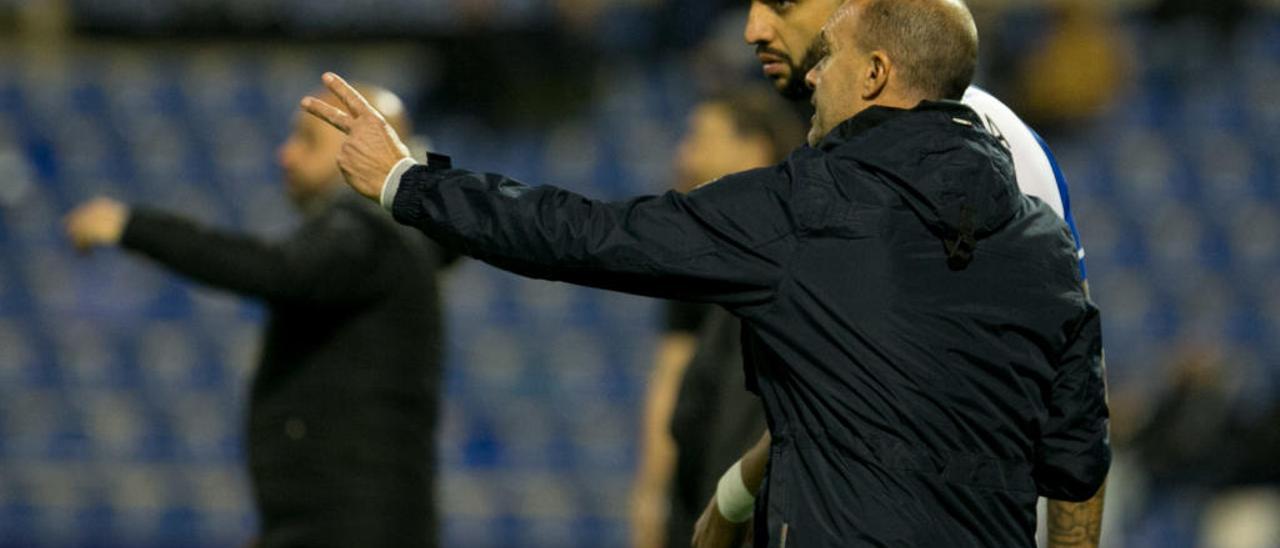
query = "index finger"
xmin=321 ymin=72 xmax=374 ymax=118
xmin=301 ymin=96 xmax=353 ymax=133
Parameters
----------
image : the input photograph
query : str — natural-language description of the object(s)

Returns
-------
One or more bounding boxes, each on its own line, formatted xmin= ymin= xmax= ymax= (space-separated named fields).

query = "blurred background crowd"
xmin=0 ymin=0 xmax=1277 ymax=546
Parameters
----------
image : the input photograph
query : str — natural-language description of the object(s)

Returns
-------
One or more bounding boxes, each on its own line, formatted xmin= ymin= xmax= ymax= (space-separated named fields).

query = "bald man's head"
xmin=802 ymin=0 xmax=980 ymax=146
xmin=850 ymin=0 xmax=978 ymax=101
xmin=279 ymin=83 xmax=412 ymax=207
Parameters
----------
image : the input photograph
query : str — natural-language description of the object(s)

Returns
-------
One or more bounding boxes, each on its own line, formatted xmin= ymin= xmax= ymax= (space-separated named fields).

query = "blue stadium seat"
xmin=538 ymin=327 xmax=607 ymax=394
xmin=459 ymin=325 xmax=529 ymax=395
xmin=81 ymin=391 xmax=153 ymax=459
xmin=437 ymin=398 xmax=471 ymax=467
xmin=0 ymin=319 xmax=38 ymax=386
xmin=1107 ymin=128 xmax=1194 ymax=209
xmin=165 ymin=392 xmax=239 ymax=460
xmin=558 ymin=400 xmax=634 ymax=472
xmin=442 ymin=260 xmax=499 ymax=321
xmin=489 ymin=396 xmax=557 ymax=469
xmin=207 ymin=317 xmax=262 ymax=386
xmin=1071 ymin=194 xmax=1129 ymax=266
xmin=1225 ymin=203 xmax=1280 ymax=287
xmin=1191 ymin=131 xmax=1267 ymax=215
xmin=50 ymin=320 xmax=131 ymax=388
xmin=104 ymin=465 xmax=174 ymax=544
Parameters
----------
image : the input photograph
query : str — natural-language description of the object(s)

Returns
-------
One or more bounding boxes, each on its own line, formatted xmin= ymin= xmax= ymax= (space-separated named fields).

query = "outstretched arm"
xmin=385 ymin=163 xmax=796 ymax=306
xmin=65 ymin=197 xmax=391 ymax=306
xmin=303 ymin=73 xmax=798 ymax=308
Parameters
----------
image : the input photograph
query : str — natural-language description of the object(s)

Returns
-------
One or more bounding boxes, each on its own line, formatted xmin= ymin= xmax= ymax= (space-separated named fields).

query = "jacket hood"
xmin=818 ymin=101 xmax=1020 ymax=269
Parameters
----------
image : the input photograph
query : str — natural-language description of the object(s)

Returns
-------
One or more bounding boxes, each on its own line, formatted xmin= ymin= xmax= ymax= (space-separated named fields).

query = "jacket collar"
xmin=817 ymin=100 xmax=981 ymax=151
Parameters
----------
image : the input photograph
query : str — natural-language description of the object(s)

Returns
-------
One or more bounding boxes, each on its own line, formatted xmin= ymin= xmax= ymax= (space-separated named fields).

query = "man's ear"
xmin=862 ymin=51 xmax=892 ymax=100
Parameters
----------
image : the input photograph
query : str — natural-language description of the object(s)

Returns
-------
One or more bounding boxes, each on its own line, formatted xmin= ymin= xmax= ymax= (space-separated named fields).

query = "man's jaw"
xmin=758 ymin=60 xmax=811 ymax=100
xmin=780 ymin=74 xmax=814 ymax=101
xmin=753 ymin=43 xmax=820 ymax=100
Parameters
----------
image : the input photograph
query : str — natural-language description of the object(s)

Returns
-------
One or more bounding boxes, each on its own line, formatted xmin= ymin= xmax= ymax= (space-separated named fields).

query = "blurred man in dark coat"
xmin=66 ymin=84 xmax=451 ymax=548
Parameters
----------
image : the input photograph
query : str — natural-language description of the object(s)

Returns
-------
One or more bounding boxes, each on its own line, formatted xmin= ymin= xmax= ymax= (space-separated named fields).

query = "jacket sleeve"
xmin=1033 ymin=302 xmax=1111 ymax=501
xmin=120 ymin=205 xmax=391 ymax=307
xmin=389 ymin=161 xmax=799 ymax=311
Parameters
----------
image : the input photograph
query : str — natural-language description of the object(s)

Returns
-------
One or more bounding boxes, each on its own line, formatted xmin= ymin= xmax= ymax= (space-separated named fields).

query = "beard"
xmin=778 ymin=40 xmax=825 ymax=101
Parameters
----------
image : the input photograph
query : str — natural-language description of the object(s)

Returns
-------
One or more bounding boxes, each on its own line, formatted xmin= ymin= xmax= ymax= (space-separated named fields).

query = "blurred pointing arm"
xmin=120 ymin=206 xmax=389 ymax=306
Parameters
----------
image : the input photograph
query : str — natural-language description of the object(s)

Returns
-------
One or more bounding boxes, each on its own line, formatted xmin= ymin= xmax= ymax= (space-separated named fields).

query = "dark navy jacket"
xmin=391 ymin=102 xmax=1110 ymax=547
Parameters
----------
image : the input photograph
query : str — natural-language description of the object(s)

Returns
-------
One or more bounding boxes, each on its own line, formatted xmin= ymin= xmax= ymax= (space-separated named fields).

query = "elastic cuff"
xmin=381 ymin=157 xmax=419 ymax=212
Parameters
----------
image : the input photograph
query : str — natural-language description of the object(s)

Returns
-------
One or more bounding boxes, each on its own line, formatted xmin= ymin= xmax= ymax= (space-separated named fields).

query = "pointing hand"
xmin=301 ymin=73 xmax=412 ymax=202
xmin=65 ymin=197 xmax=129 ymax=253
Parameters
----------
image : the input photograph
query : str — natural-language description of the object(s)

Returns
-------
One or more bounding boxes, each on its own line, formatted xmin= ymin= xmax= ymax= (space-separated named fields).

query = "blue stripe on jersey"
xmin=1030 ymin=129 xmax=1087 ymax=280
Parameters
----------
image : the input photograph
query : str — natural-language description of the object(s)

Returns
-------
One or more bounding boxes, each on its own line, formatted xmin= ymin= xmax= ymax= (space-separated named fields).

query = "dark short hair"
xmin=710 ymin=88 xmax=808 ymax=162
xmin=853 ymin=0 xmax=979 ymax=101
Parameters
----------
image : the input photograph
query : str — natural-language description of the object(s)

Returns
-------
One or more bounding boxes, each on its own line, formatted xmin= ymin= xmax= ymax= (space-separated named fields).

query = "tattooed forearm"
xmin=1048 ymin=483 xmax=1106 ymax=548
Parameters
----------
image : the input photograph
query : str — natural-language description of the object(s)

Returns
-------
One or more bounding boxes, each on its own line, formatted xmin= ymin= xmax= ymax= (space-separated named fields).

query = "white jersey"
xmin=962 ymin=87 xmax=1087 ymax=276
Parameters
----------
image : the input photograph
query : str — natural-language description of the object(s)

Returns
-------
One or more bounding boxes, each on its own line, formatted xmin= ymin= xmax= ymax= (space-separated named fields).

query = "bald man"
xmin=740 ymin=1 xmax=1110 ymax=547
xmin=66 ymin=85 xmax=452 ymax=548
xmin=303 ymin=0 xmax=1110 ymax=545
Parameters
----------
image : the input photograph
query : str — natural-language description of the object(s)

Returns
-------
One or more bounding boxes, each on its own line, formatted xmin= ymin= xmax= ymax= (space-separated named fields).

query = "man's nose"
xmin=805 ymin=68 xmax=819 ymax=91
xmin=744 ymin=2 xmax=775 ymax=45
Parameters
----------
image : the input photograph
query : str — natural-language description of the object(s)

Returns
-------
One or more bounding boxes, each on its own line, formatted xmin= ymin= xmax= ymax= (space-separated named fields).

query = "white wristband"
xmin=715 ymin=460 xmax=755 ymax=524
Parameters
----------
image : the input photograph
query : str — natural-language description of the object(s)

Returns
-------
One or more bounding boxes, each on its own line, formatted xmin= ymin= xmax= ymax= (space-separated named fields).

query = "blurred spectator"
xmin=631 ymin=87 xmax=804 ymax=548
xmin=1013 ymin=0 xmax=1130 ymax=134
xmin=62 ymin=85 xmax=455 ymax=548
xmin=1130 ymin=347 xmax=1240 ymax=489
xmin=1125 ymin=345 xmax=1280 ymax=546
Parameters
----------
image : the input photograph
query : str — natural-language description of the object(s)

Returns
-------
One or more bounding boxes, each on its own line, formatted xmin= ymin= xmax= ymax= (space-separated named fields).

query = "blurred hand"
xmin=300 ymin=73 xmax=412 ymax=202
xmin=691 ymin=496 xmax=743 ymax=548
xmin=64 ymin=197 xmax=129 ymax=252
